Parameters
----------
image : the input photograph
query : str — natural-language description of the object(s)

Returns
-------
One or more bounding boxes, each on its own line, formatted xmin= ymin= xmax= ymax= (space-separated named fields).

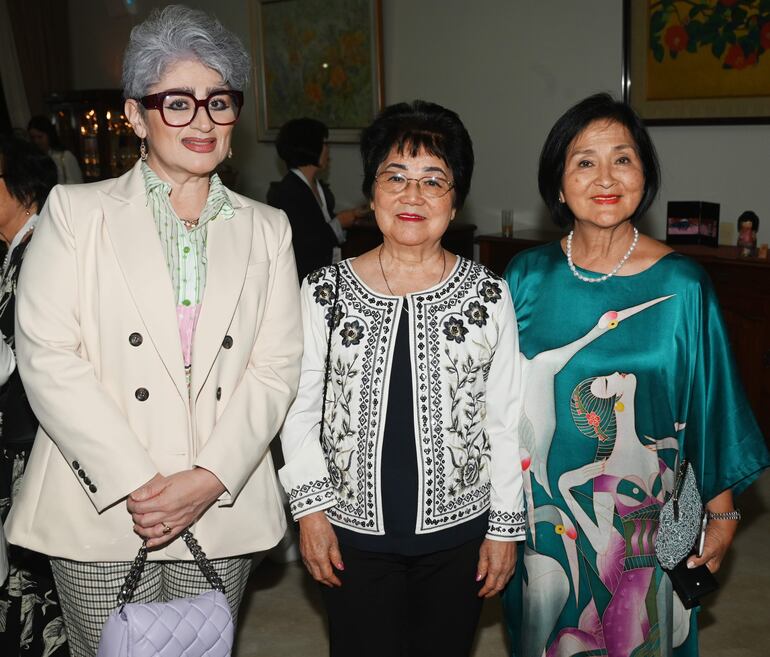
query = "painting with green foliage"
xmin=252 ymin=0 xmax=382 ymax=141
xmin=625 ymin=0 xmax=770 ymax=122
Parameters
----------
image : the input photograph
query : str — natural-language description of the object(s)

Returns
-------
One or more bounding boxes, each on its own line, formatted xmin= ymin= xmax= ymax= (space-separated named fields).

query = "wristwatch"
xmin=706 ymin=509 xmax=741 ymax=521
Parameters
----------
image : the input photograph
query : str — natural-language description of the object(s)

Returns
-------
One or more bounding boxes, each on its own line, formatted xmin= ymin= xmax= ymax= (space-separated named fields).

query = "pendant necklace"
xmin=378 ymin=245 xmax=447 ymax=297
xmin=566 ymin=226 xmax=639 ymax=283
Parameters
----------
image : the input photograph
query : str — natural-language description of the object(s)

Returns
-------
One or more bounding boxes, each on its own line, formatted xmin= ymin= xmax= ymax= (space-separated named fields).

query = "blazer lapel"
xmin=101 ymin=165 xmax=188 ymax=401
xmin=190 ymin=205 xmax=253 ymax=401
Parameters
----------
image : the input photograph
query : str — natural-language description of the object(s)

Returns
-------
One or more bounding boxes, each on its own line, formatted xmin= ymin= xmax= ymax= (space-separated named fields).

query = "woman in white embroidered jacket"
xmin=280 ymin=100 xmax=525 ymax=657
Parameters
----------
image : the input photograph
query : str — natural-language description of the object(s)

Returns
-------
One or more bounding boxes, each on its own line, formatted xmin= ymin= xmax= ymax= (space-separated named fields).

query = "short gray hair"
xmin=122 ymin=5 xmax=251 ymax=100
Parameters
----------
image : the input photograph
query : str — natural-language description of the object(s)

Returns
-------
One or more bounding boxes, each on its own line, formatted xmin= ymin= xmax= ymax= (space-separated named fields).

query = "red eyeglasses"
xmin=139 ymin=90 xmax=244 ymax=127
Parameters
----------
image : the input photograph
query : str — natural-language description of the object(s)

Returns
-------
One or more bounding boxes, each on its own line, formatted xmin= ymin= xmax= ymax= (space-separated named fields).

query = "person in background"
xmin=267 ymin=118 xmax=366 ymax=281
xmin=5 ymin=7 xmax=302 ymax=657
xmin=0 ymin=136 xmax=66 ymax=657
xmin=501 ymin=93 xmax=769 ymax=657
xmin=27 ymin=115 xmax=83 ymax=184
xmin=280 ymin=100 xmax=525 ymax=657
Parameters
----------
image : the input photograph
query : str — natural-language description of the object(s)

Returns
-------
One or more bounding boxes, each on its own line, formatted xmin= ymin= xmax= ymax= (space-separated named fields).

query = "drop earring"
xmin=227 ymin=147 xmax=233 ymax=159
xmin=140 ymin=139 xmax=148 ymax=162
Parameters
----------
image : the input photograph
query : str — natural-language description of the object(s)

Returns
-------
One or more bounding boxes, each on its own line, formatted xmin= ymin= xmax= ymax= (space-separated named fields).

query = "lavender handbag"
xmin=96 ymin=530 xmax=233 ymax=657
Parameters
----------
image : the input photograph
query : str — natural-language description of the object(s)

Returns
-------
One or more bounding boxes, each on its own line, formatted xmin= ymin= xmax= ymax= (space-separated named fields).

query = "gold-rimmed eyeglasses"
xmin=375 ymin=172 xmax=455 ymax=199
xmin=139 ymin=90 xmax=244 ymax=127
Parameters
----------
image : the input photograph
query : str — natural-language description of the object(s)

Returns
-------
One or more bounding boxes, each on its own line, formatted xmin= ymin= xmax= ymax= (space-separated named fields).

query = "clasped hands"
xmin=126 ymin=468 xmax=226 ymax=549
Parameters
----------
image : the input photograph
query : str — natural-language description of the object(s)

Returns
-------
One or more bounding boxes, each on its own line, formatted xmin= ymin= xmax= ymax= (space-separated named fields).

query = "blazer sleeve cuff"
xmin=487 ymin=508 xmax=527 ymax=541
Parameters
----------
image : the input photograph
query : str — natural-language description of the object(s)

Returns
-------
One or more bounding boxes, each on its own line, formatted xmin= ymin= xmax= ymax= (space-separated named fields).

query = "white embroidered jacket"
xmin=279 ymin=258 xmax=526 ymax=540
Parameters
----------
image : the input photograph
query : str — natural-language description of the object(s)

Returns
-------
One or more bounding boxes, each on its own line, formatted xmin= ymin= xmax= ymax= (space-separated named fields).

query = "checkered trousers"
xmin=50 ymin=555 xmax=253 ymax=657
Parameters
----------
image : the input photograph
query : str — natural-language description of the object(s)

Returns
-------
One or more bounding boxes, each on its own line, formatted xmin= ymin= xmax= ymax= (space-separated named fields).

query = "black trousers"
xmin=320 ymin=537 xmax=485 ymax=657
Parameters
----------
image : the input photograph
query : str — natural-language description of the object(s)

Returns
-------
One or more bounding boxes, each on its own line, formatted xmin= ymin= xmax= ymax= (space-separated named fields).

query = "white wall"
xmin=68 ymin=0 xmax=770 ymax=245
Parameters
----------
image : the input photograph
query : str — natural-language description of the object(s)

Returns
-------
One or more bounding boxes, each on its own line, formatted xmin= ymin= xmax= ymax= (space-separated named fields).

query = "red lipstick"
xmin=396 ymin=213 xmax=424 ymax=222
xmin=182 ymin=138 xmax=216 ymax=153
xmin=591 ymin=195 xmax=621 ymax=205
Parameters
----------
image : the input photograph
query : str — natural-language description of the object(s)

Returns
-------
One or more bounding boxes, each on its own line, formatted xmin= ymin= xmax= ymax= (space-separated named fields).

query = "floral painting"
xmin=251 ymin=0 xmax=382 ymax=141
xmin=624 ymin=0 xmax=770 ymax=123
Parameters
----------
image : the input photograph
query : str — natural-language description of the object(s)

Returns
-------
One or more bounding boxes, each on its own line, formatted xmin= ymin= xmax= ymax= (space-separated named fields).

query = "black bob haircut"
xmin=0 ymin=136 xmax=58 ymax=211
xmin=538 ymin=93 xmax=660 ymax=229
xmin=275 ymin=118 xmax=328 ymax=169
xmin=360 ymin=100 xmax=474 ymax=210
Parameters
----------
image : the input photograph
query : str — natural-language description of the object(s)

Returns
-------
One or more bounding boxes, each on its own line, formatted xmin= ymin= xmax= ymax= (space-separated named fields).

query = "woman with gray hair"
xmin=4 ymin=6 xmax=302 ymax=656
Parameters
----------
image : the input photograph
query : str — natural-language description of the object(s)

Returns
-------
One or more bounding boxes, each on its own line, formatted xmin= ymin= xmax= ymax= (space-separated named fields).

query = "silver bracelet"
xmin=707 ymin=509 xmax=741 ymax=521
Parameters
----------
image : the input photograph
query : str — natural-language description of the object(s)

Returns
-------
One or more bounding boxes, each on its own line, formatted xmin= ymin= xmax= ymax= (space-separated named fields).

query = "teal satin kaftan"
xmin=501 ymin=242 xmax=769 ymax=657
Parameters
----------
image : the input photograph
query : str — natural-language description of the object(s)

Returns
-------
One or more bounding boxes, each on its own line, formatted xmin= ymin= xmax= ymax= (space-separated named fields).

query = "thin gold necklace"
xmin=378 ymin=244 xmax=447 ymax=296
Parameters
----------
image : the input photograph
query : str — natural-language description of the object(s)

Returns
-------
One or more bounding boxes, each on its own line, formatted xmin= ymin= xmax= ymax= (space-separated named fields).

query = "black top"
xmin=0 ymin=235 xmax=39 ymax=447
xmin=266 ymin=171 xmax=340 ymax=282
xmin=334 ymin=303 xmax=488 ymax=555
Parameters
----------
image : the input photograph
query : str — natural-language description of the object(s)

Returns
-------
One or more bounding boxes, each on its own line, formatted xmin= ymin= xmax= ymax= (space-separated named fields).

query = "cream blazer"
xmin=4 ymin=162 xmax=302 ymax=561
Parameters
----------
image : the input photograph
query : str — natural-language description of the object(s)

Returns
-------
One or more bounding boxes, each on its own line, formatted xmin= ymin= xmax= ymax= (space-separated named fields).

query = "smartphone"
xmin=697 ymin=512 xmax=708 ymax=557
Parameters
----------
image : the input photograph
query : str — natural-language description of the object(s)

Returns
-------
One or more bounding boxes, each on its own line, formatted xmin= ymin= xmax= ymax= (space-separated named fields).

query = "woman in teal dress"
xmin=502 ymin=93 xmax=769 ymax=657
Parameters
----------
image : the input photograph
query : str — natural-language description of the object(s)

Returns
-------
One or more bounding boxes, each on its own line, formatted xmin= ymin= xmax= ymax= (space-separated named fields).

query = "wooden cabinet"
xmin=478 ymin=231 xmax=770 ymax=441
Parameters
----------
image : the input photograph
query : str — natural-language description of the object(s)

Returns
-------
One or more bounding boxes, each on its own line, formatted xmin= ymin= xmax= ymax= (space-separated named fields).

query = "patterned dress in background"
xmin=0 ymin=234 xmax=69 ymax=657
xmin=501 ymin=242 xmax=769 ymax=657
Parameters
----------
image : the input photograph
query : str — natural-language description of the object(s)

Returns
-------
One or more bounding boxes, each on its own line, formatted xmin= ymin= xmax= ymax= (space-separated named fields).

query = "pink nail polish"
xmin=336 ymin=562 xmax=345 ymax=571
xmin=476 ymin=573 xmax=483 ymax=581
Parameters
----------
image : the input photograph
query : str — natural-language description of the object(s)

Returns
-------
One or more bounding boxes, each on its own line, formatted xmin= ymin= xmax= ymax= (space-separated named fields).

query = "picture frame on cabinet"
xmin=250 ymin=0 xmax=383 ymax=142
xmin=622 ymin=0 xmax=770 ymax=125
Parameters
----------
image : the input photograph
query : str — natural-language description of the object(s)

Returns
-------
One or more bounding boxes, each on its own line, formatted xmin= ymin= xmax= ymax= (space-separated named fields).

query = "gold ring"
xmin=162 ymin=522 xmax=172 ymax=535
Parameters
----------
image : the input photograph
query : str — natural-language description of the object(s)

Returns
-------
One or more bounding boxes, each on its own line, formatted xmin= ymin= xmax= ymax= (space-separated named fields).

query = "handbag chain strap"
xmin=117 ymin=529 xmax=225 ymax=607
xmin=319 ymin=265 xmax=339 ymax=443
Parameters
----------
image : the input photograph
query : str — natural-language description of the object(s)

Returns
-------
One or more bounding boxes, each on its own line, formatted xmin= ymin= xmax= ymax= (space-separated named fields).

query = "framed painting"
xmin=250 ymin=0 xmax=383 ymax=142
xmin=623 ymin=0 xmax=770 ymax=124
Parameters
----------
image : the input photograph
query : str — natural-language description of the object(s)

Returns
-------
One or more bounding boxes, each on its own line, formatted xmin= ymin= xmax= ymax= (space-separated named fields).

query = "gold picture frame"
xmin=250 ymin=0 xmax=383 ymax=142
xmin=623 ymin=0 xmax=770 ymax=124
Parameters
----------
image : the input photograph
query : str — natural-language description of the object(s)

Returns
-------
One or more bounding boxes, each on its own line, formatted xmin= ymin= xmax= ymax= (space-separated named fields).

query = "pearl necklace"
xmin=378 ymin=244 xmax=446 ymax=296
xmin=566 ymin=226 xmax=639 ymax=283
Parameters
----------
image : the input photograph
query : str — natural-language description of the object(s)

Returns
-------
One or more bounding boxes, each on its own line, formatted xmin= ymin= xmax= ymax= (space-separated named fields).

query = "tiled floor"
xmin=236 ymin=472 xmax=770 ymax=656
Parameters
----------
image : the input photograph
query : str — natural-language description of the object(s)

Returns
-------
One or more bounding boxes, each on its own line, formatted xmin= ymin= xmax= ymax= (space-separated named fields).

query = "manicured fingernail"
xmin=687 ymin=560 xmax=695 ymax=569
xmin=336 ymin=562 xmax=345 ymax=571
xmin=476 ymin=573 xmax=483 ymax=581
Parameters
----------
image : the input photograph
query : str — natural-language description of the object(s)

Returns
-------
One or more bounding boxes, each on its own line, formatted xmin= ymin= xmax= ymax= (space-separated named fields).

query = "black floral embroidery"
xmin=443 ymin=312 xmax=501 ymax=498
xmin=307 ymin=269 xmax=323 ymax=284
xmin=340 ymin=320 xmax=364 ymax=347
xmin=313 ymin=282 xmax=334 ymax=306
xmin=326 ymin=305 xmax=344 ymax=329
xmin=443 ymin=317 xmax=468 ymax=343
xmin=464 ymin=301 xmax=488 ymax=327
xmin=479 ymin=280 xmax=502 ymax=303
xmin=322 ymin=356 xmax=359 ymax=500
xmin=461 ymin=457 xmax=481 ymax=487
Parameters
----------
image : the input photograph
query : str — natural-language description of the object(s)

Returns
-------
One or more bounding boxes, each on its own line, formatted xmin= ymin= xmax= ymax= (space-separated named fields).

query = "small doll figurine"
xmin=736 ymin=210 xmax=759 ymax=257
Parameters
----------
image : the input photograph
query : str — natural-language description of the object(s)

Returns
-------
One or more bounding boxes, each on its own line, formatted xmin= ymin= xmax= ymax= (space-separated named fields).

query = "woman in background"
xmin=27 ymin=115 xmax=83 ymax=184
xmin=267 ymin=118 xmax=366 ymax=281
xmin=501 ymin=93 xmax=769 ymax=657
xmin=0 ymin=136 xmax=65 ymax=657
xmin=5 ymin=7 xmax=302 ymax=656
